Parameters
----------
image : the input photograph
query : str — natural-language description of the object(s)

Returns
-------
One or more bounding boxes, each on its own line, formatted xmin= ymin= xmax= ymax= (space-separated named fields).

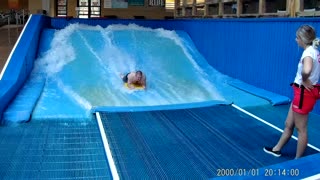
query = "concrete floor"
xmin=0 ymin=25 xmax=22 ymax=73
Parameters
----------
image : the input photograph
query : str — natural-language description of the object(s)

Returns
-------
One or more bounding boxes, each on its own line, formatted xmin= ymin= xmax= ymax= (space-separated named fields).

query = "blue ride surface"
xmin=4 ymin=23 xmax=284 ymax=122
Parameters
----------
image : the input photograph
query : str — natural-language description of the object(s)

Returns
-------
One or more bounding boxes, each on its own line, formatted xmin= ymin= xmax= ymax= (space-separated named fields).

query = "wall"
xmin=28 ymin=0 xmax=43 ymax=14
xmin=49 ymin=0 xmax=55 ymax=17
xmin=173 ymin=18 xmax=320 ymax=113
xmin=0 ymin=1 xmax=7 ymax=12
xmin=50 ymin=17 xmax=171 ymax=29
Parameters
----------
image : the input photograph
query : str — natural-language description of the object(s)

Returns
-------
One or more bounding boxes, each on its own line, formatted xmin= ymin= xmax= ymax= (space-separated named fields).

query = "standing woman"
xmin=264 ymin=25 xmax=320 ymax=159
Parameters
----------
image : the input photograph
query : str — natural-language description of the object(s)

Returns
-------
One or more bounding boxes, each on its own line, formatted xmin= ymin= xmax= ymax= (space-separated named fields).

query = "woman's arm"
xmin=302 ymin=56 xmax=314 ymax=90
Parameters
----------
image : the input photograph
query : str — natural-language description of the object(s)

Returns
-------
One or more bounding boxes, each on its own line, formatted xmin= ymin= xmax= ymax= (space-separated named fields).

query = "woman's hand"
xmin=302 ymin=79 xmax=314 ymax=91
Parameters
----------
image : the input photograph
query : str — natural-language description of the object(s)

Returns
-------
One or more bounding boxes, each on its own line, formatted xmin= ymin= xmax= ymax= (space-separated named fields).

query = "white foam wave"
xmin=55 ymin=78 xmax=92 ymax=110
xmin=34 ymin=24 xmax=80 ymax=75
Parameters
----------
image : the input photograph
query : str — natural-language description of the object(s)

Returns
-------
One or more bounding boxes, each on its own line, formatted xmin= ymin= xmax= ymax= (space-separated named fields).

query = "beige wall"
xmin=28 ymin=0 xmax=42 ymax=14
xmin=49 ymin=0 xmax=55 ymax=16
xmin=20 ymin=0 xmax=28 ymax=10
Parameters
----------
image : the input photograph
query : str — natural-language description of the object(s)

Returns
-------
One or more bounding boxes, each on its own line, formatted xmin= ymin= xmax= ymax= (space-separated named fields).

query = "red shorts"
xmin=292 ymin=84 xmax=320 ymax=114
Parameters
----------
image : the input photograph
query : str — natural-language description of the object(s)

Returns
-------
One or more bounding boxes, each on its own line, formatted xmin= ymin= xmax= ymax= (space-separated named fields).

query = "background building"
xmin=0 ymin=0 xmax=320 ymax=21
xmin=0 ymin=0 xmax=174 ymax=20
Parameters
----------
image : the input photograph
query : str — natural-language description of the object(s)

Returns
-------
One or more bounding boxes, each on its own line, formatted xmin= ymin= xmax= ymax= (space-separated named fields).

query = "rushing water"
xmin=31 ymin=23 xmax=232 ymax=119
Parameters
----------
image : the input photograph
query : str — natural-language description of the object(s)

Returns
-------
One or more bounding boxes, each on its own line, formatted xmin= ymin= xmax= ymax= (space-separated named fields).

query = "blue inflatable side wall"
xmin=169 ymin=18 xmax=320 ymax=113
xmin=0 ymin=15 xmax=50 ymax=120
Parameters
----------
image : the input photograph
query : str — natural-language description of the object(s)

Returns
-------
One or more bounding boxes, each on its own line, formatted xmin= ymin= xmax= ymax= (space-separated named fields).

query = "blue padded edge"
xmin=0 ymin=15 xmax=49 ymax=122
xmin=2 ymin=77 xmax=45 ymax=124
xmin=0 ymin=80 xmax=16 ymax=119
xmin=92 ymin=100 xmax=231 ymax=113
xmin=228 ymin=79 xmax=291 ymax=106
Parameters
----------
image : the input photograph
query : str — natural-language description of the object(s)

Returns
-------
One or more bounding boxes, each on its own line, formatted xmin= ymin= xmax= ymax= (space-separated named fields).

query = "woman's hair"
xmin=296 ymin=24 xmax=320 ymax=48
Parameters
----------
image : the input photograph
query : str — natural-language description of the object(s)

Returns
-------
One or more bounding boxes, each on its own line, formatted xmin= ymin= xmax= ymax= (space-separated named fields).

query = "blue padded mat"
xmin=0 ymin=120 xmax=111 ymax=179
xmin=244 ymin=104 xmax=320 ymax=150
xmin=98 ymin=104 xmax=318 ymax=179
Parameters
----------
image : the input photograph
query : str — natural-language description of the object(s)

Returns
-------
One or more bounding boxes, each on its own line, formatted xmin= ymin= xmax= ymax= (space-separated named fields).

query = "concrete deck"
xmin=0 ymin=25 xmax=22 ymax=73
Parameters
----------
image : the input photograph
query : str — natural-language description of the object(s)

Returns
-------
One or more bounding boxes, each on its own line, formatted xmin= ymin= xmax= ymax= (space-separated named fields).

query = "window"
xmin=165 ymin=0 xmax=174 ymax=10
xmin=129 ymin=0 xmax=144 ymax=6
xmin=78 ymin=0 xmax=101 ymax=18
xmin=57 ymin=0 xmax=67 ymax=16
xmin=79 ymin=0 xmax=89 ymax=18
xmin=91 ymin=0 xmax=101 ymax=17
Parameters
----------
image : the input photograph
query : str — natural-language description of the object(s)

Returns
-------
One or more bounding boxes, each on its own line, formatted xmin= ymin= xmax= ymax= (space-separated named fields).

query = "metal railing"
xmin=0 ymin=9 xmax=29 ymax=27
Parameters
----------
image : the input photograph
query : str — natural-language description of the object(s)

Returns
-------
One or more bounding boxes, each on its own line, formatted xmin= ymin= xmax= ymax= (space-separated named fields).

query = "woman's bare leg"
xmin=273 ymin=104 xmax=295 ymax=151
xmin=293 ymin=112 xmax=309 ymax=159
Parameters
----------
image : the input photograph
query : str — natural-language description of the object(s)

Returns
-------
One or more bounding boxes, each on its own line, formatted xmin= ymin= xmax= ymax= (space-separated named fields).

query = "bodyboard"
xmin=124 ymin=83 xmax=144 ymax=90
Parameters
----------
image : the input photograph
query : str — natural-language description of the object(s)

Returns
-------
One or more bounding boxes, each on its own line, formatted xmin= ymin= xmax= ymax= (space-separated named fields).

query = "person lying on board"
xmin=121 ymin=70 xmax=146 ymax=90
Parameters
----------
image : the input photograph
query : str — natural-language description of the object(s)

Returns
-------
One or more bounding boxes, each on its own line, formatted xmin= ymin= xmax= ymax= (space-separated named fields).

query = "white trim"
xmin=96 ymin=112 xmax=120 ymax=180
xmin=231 ymin=104 xmax=320 ymax=152
xmin=0 ymin=14 xmax=33 ymax=80
xmin=302 ymin=173 xmax=320 ymax=180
